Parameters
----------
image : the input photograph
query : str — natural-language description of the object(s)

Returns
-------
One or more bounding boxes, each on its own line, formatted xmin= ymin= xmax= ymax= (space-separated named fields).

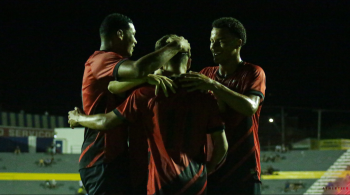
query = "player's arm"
xmin=117 ymin=37 xmax=190 ymax=79
xmin=207 ymin=130 xmax=228 ymax=174
xmin=181 ymin=72 xmax=261 ymax=116
xmin=108 ymin=78 xmax=146 ymax=94
xmin=108 ymin=74 xmax=177 ymax=97
xmin=211 ymin=85 xmax=260 ymax=116
xmin=68 ymin=107 xmax=123 ymax=130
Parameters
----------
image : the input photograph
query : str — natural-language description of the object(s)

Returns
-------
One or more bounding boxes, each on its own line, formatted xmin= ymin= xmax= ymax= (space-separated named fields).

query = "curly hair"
xmin=212 ymin=17 xmax=246 ymax=46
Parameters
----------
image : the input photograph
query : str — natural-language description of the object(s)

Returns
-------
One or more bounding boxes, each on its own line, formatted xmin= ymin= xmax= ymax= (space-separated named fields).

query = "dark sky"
xmin=1 ymin=0 xmax=349 ymax=116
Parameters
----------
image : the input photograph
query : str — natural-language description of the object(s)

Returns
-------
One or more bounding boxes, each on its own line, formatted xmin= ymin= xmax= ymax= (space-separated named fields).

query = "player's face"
xmin=210 ymin=28 xmax=240 ymax=64
xmin=122 ymin=23 xmax=137 ymax=57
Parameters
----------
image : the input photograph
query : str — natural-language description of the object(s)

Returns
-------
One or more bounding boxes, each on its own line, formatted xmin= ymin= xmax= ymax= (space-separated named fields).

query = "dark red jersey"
xmin=80 ymin=51 xmax=129 ymax=169
xmin=200 ymin=62 xmax=266 ymax=192
xmin=114 ymin=82 xmax=224 ymax=195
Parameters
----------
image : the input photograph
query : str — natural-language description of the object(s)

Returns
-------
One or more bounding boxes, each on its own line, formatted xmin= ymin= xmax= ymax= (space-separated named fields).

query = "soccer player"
xmin=180 ymin=17 xmax=266 ymax=194
xmin=80 ymin=13 xmax=190 ymax=195
xmin=70 ymin=34 xmax=228 ymax=195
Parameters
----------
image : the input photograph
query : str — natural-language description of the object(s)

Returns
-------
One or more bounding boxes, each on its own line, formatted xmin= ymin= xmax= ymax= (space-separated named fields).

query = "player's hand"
xmin=153 ymin=69 xmax=163 ymax=75
xmin=147 ymin=74 xmax=177 ymax=97
xmin=166 ymin=36 xmax=191 ymax=52
xmin=180 ymin=71 xmax=216 ymax=92
xmin=68 ymin=107 xmax=84 ymax=129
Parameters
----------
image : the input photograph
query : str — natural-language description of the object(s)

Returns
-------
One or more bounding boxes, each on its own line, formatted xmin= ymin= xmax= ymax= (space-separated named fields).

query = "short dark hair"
xmin=212 ymin=17 xmax=246 ymax=46
xmin=99 ymin=13 xmax=133 ymax=37
xmin=155 ymin=34 xmax=189 ymax=64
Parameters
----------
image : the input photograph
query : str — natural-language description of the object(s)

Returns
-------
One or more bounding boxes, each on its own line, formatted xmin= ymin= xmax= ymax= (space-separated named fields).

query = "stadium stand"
xmin=0 ymin=149 xmax=348 ymax=194
xmin=0 ymin=153 xmax=80 ymax=195
xmin=0 ymin=153 xmax=79 ymax=173
xmin=260 ymin=150 xmax=347 ymax=194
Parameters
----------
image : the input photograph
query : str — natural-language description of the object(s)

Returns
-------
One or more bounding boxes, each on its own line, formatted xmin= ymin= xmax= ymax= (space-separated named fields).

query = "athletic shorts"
xmin=208 ymin=180 xmax=261 ymax=195
xmin=79 ymin=155 xmax=130 ymax=195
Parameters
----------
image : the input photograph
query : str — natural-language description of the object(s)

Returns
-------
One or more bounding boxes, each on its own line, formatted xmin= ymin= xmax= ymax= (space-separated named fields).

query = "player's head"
xmin=210 ymin=17 xmax=246 ymax=64
xmin=100 ymin=13 xmax=137 ymax=57
xmin=155 ymin=34 xmax=191 ymax=73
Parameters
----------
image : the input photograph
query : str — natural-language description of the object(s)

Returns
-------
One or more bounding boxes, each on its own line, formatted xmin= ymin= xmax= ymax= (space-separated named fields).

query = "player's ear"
xmin=236 ymin=39 xmax=243 ymax=48
xmin=186 ymin=58 xmax=192 ymax=71
xmin=117 ymin=29 xmax=124 ymax=40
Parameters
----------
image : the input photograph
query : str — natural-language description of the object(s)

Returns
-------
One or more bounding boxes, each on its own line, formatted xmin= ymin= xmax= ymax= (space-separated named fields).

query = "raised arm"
xmin=108 ymin=74 xmax=177 ymax=97
xmin=117 ymin=37 xmax=190 ymax=79
xmin=68 ymin=107 xmax=123 ymax=130
xmin=207 ymin=130 xmax=228 ymax=174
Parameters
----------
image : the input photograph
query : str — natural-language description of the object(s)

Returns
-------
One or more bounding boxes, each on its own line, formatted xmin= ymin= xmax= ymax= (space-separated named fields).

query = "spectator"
xmin=38 ymin=159 xmax=45 ymax=167
xmin=50 ymin=179 xmax=57 ymax=188
xmin=50 ymin=142 xmax=56 ymax=157
xmin=261 ymin=166 xmax=279 ymax=175
xmin=44 ymin=179 xmax=57 ymax=189
xmin=14 ymin=146 xmax=21 ymax=155
xmin=44 ymin=157 xmax=54 ymax=166
xmin=275 ymin=145 xmax=282 ymax=152
xmin=281 ymin=144 xmax=289 ymax=153
xmin=284 ymin=181 xmax=290 ymax=192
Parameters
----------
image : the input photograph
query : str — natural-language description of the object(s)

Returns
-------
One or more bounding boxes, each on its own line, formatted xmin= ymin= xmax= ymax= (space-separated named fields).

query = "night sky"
xmin=1 ymin=0 xmax=349 ymax=116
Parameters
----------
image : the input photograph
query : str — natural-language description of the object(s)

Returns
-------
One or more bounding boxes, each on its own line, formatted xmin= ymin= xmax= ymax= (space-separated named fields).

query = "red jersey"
xmin=80 ymin=51 xmax=128 ymax=169
xmin=114 ymin=82 xmax=224 ymax=195
xmin=200 ymin=62 xmax=266 ymax=192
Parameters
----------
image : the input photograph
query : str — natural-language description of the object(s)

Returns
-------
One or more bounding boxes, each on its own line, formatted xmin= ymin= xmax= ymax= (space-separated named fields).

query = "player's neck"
xmin=100 ymin=39 xmax=120 ymax=54
xmin=100 ymin=41 xmax=113 ymax=52
xmin=219 ymin=56 xmax=243 ymax=77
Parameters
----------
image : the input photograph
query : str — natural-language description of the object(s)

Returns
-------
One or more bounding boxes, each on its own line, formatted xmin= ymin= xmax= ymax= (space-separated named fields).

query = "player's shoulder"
xmin=199 ymin=66 xmax=219 ymax=75
xmin=86 ymin=51 xmax=124 ymax=67
xmin=243 ymin=62 xmax=265 ymax=73
xmin=93 ymin=51 xmax=123 ymax=61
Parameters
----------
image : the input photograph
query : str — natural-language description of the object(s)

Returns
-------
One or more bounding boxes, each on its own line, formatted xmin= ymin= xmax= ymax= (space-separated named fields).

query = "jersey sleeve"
xmin=245 ymin=66 xmax=266 ymax=102
xmin=199 ymin=67 xmax=210 ymax=76
xmin=205 ymin=95 xmax=225 ymax=134
xmin=90 ymin=54 xmax=127 ymax=80
xmin=113 ymin=89 xmax=144 ymax=123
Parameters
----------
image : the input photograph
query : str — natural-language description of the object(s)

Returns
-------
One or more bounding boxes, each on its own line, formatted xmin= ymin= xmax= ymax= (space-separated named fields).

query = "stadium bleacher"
xmin=261 ymin=150 xmax=346 ymax=171
xmin=0 ymin=153 xmax=80 ymax=195
xmin=0 ymin=150 xmax=348 ymax=194
xmin=260 ymin=150 xmax=347 ymax=194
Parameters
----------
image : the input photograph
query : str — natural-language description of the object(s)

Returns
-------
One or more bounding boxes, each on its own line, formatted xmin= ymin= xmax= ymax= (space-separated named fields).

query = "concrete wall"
xmin=54 ymin=128 xmax=84 ymax=154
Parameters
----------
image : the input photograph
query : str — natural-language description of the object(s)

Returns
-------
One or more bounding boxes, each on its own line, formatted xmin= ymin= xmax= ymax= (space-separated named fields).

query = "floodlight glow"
xmin=269 ymin=118 xmax=274 ymax=123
